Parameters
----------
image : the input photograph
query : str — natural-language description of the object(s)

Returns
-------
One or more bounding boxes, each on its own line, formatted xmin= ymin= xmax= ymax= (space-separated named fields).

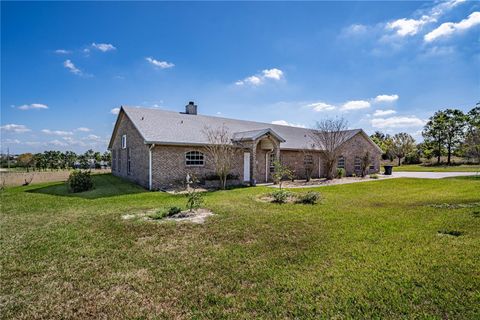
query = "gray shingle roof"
xmin=115 ymin=106 xmax=372 ymax=151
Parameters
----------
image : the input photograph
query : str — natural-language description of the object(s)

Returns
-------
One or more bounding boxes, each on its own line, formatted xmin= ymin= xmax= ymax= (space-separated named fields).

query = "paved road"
xmin=388 ymin=171 xmax=478 ymax=179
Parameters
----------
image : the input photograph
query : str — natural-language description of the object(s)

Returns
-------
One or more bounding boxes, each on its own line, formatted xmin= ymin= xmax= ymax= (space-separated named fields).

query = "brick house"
xmin=108 ymin=102 xmax=382 ymax=190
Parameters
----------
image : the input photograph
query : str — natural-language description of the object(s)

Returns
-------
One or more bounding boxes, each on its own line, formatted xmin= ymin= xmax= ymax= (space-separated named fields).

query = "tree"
xmin=360 ymin=151 xmax=371 ymax=177
xmin=423 ymin=110 xmax=447 ymax=164
xmin=101 ymin=151 xmax=111 ymax=166
xmin=17 ymin=153 xmax=34 ymax=172
xmin=271 ymin=160 xmax=293 ymax=190
xmin=465 ymin=103 xmax=480 ymax=163
xmin=310 ymin=118 xmax=350 ymax=180
xmin=202 ymin=125 xmax=239 ymax=190
xmin=63 ymin=151 xmax=77 ymax=169
xmin=443 ymin=109 xmax=467 ymax=165
xmin=370 ymin=131 xmax=394 ymax=160
xmin=391 ymin=133 xmax=415 ymax=166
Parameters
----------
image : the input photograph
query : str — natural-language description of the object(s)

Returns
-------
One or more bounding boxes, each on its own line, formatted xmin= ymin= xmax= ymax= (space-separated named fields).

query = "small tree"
xmin=360 ymin=151 xmax=371 ymax=177
xmin=310 ymin=118 xmax=349 ymax=180
xmin=203 ymin=125 xmax=238 ymax=190
xmin=186 ymin=190 xmax=204 ymax=212
xmin=392 ymin=133 xmax=416 ymax=166
xmin=272 ymin=160 xmax=293 ymax=190
xmin=17 ymin=153 xmax=34 ymax=172
xmin=301 ymin=145 xmax=315 ymax=182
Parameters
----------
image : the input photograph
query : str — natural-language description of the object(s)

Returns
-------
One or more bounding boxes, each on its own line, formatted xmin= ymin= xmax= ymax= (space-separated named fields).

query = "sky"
xmin=1 ymin=1 xmax=479 ymax=154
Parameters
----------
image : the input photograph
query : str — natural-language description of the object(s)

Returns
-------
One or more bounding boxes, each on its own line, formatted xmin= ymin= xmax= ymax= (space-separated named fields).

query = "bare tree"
xmin=310 ymin=118 xmax=350 ymax=180
xmin=203 ymin=125 xmax=239 ymax=190
xmin=301 ymin=144 xmax=315 ymax=182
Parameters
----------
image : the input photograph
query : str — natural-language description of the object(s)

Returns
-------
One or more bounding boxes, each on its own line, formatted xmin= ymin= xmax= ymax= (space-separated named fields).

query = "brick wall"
xmin=338 ymin=133 xmax=381 ymax=176
xmin=151 ymin=145 xmax=244 ymax=190
xmin=110 ymin=112 xmax=150 ymax=188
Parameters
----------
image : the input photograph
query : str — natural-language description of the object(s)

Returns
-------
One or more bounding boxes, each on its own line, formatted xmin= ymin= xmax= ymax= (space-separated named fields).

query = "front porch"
xmin=232 ymin=128 xmax=285 ymax=185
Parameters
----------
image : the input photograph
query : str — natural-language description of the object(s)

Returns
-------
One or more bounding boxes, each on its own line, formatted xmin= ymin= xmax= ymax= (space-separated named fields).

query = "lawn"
xmin=1 ymin=174 xmax=479 ymax=319
xmin=393 ymin=164 xmax=480 ymax=172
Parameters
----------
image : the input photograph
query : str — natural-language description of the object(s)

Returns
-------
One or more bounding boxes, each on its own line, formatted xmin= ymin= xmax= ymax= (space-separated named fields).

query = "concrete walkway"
xmin=269 ymin=171 xmax=478 ymax=189
xmin=389 ymin=171 xmax=478 ymax=179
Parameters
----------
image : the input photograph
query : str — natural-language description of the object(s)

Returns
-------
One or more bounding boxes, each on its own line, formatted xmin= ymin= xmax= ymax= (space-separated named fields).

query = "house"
xmin=108 ymin=102 xmax=382 ymax=190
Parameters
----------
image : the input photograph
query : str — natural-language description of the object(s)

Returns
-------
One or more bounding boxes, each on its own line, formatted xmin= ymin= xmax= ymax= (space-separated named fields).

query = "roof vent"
xmin=185 ymin=101 xmax=197 ymax=115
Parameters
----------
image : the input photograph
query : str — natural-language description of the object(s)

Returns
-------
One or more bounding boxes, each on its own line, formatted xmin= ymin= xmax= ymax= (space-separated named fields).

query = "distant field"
xmin=0 ymin=169 xmax=110 ymax=186
xmin=1 ymin=174 xmax=479 ymax=319
xmin=393 ymin=164 xmax=480 ymax=172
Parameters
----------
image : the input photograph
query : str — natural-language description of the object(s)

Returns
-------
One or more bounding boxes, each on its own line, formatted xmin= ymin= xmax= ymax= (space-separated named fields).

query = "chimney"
xmin=185 ymin=101 xmax=197 ymax=115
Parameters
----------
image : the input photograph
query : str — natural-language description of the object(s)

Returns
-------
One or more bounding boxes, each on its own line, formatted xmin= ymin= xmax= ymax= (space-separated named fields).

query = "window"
xmin=304 ymin=154 xmax=313 ymax=166
xmin=121 ymin=135 xmax=127 ymax=149
xmin=112 ymin=149 xmax=116 ymax=171
xmin=337 ymin=156 xmax=345 ymax=169
xmin=354 ymin=156 xmax=361 ymax=172
xmin=269 ymin=152 xmax=276 ymax=173
xmin=370 ymin=158 xmax=375 ymax=170
xmin=185 ymin=151 xmax=204 ymax=166
xmin=127 ymin=148 xmax=131 ymax=175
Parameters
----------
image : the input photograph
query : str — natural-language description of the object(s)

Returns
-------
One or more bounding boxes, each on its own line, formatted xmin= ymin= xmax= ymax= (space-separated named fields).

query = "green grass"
xmin=1 ymin=174 xmax=479 ymax=319
xmin=393 ymin=164 xmax=480 ymax=172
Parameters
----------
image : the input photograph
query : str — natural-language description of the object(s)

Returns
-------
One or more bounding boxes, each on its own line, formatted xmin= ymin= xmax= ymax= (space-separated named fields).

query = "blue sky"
xmin=1 ymin=1 xmax=479 ymax=153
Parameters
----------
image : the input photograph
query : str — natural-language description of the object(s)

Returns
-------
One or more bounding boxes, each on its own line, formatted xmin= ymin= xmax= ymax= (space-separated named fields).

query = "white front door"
xmin=243 ymin=152 xmax=250 ymax=182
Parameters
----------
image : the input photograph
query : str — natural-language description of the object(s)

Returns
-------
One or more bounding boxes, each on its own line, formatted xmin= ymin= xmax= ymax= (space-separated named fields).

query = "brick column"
xmin=250 ymin=141 xmax=258 ymax=186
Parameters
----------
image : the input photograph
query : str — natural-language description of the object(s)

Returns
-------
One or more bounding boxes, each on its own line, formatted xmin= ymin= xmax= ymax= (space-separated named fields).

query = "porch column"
xmin=249 ymin=141 xmax=258 ymax=186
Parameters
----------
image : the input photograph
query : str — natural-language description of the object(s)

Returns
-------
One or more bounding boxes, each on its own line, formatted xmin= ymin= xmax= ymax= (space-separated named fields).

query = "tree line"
xmin=370 ymin=103 xmax=480 ymax=166
xmin=12 ymin=149 xmax=111 ymax=171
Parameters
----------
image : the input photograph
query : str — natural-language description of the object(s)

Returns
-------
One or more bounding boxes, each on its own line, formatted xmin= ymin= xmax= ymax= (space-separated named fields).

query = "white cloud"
xmin=262 ymin=68 xmax=284 ymax=80
xmin=110 ymin=108 xmax=120 ymax=115
xmin=18 ymin=103 xmax=49 ymax=110
xmin=75 ymin=127 xmax=91 ymax=132
xmin=373 ymin=109 xmax=397 ymax=117
xmin=345 ymin=24 xmax=368 ymax=35
xmin=235 ymin=68 xmax=284 ymax=86
xmin=41 ymin=129 xmax=73 ymax=136
xmin=49 ymin=139 xmax=68 ymax=147
xmin=373 ymin=94 xmax=399 ymax=103
xmin=0 ymin=124 xmax=31 ymax=133
xmin=341 ymin=100 xmax=371 ymax=110
xmin=91 ymin=43 xmax=116 ymax=52
xmin=63 ymin=59 xmax=82 ymax=75
xmin=306 ymin=102 xmax=336 ymax=112
xmin=424 ymin=12 xmax=480 ymax=42
xmin=145 ymin=57 xmax=175 ymax=69
xmin=55 ymin=49 xmax=71 ymax=54
xmin=3 ymin=138 xmax=21 ymax=144
xmin=271 ymin=120 xmax=306 ymax=128
xmin=85 ymin=134 xmax=101 ymax=141
xmin=386 ymin=0 xmax=466 ymax=37
xmin=387 ymin=16 xmax=433 ymax=37
xmin=371 ymin=116 xmax=426 ymax=128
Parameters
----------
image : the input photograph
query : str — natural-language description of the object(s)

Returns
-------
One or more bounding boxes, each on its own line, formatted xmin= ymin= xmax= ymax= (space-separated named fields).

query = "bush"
xmin=167 ymin=206 xmax=182 ymax=216
xmin=336 ymin=168 xmax=346 ymax=179
xmin=204 ymin=173 xmax=239 ymax=181
xmin=67 ymin=170 xmax=93 ymax=193
xmin=369 ymin=174 xmax=379 ymax=179
xmin=297 ymin=191 xmax=321 ymax=204
xmin=149 ymin=209 xmax=167 ymax=220
xmin=186 ymin=190 xmax=204 ymax=212
xmin=271 ymin=189 xmax=291 ymax=204
xmin=404 ymin=153 xmax=422 ymax=164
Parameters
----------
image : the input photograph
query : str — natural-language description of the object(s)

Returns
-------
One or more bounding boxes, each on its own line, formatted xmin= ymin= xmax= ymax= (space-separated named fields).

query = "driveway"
xmin=388 ymin=171 xmax=478 ymax=179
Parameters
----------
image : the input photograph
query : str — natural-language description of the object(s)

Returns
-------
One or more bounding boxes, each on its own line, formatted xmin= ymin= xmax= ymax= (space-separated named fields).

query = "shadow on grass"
xmin=28 ymin=174 xmax=147 ymax=199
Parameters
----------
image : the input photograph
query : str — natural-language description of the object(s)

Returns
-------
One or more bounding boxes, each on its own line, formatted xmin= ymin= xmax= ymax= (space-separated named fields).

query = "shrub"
xmin=149 ymin=209 xmax=167 ymax=220
xmin=67 ymin=170 xmax=93 ymax=193
xmin=186 ymin=190 xmax=204 ymax=212
xmin=336 ymin=168 xmax=346 ymax=179
xmin=167 ymin=206 xmax=182 ymax=216
xmin=370 ymin=174 xmax=379 ymax=179
xmin=271 ymin=189 xmax=291 ymax=204
xmin=404 ymin=153 xmax=422 ymax=165
xmin=297 ymin=191 xmax=321 ymax=204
